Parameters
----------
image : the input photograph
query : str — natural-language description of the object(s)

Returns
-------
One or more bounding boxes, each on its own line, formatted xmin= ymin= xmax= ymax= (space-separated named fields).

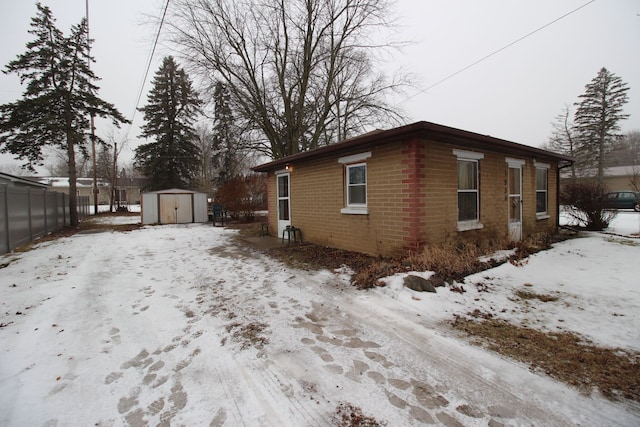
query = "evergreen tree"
xmin=134 ymin=56 xmax=202 ymax=191
xmin=0 ymin=3 xmax=128 ymax=225
xmin=574 ymin=67 xmax=630 ymax=182
xmin=211 ymin=81 xmax=239 ymax=184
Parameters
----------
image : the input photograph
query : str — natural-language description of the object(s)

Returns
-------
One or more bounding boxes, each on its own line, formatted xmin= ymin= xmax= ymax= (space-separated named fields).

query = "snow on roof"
xmin=32 ymin=177 xmax=109 ymax=188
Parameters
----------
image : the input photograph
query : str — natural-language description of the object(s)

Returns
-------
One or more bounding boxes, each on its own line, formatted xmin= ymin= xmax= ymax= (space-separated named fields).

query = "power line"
xmin=123 ymin=0 xmax=170 ymax=144
xmin=403 ymin=0 xmax=597 ymax=102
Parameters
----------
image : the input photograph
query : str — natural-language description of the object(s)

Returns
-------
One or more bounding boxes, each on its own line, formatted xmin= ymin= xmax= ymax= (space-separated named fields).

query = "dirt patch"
xmin=451 ymin=315 xmax=640 ymax=402
xmin=333 ymin=402 xmax=387 ymax=427
xmin=224 ymin=321 xmax=269 ymax=350
xmin=514 ymin=289 xmax=559 ymax=302
xmin=266 ymin=242 xmax=379 ymax=274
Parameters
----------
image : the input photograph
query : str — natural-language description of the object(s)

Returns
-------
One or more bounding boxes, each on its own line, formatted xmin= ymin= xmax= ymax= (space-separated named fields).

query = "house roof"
xmin=0 ymin=171 xmax=49 ymax=188
xmin=253 ymin=121 xmax=573 ymax=172
xmin=30 ymin=176 xmax=110 ymax=188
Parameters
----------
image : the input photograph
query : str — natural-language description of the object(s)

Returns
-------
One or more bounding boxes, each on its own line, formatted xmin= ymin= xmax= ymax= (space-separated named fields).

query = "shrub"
xmin=406 ymin=239 xmax=511 ymax=281
xmin=561 ymin=181 xmax=617 ymax=230
xmin=217 ymin=174 xmax=267 ymax=221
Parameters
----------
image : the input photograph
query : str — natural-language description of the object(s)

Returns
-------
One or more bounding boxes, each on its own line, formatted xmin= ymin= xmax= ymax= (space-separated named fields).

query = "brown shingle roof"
xmin=253 ymin=121 xmax=573 ymax=172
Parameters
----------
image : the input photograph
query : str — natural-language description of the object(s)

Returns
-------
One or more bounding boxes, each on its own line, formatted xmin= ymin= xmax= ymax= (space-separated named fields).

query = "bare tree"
xmin=608 ymin=130 xmax=640 ymax=167
xmin=166 ymin=0 xmax=408 ymax=159
xmin=194 ymin=123 xmax=215 ymax=193
xmin=0 ymin=163 xmax=28 ymax=176
xmin=45 ymin=147 xmax=91 ymax=177
xmin=546 ymin=104 xmax=579 ymax=181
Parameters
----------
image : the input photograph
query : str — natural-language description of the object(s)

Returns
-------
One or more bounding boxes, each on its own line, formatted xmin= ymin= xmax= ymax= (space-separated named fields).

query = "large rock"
xmin=404 ymin=275 xmax=440 ymax=293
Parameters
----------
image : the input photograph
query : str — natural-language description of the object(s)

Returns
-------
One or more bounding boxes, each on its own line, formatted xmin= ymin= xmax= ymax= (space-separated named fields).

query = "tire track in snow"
xmin=192 ymin=247 xmax=336 ymax=426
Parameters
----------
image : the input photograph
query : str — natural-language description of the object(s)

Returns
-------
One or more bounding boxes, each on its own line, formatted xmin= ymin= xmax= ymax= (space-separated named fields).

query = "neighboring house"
xmin=115 ymin=176 xmax=145 ymax=205
xmin=254 ymin=121 xmax=573 ymax=257
xmin=0 ymin=172 xmax=49 ymax=189
xmin=29 ymin=176 xmax=144 ymax=206
xmin=32 ymin=177 xmax=111 ymax=205
xmin=563 ymin=165 xmax=640 ymax=192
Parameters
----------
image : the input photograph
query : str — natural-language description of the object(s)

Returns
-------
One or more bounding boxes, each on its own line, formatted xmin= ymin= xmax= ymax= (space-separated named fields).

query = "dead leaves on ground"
xmin=452 ymin=315 xmax=640 ymax=402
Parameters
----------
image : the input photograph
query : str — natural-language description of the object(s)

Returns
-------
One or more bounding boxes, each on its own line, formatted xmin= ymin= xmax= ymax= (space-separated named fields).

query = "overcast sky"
xmin=0 ymin=0 xmax=639 ymax=173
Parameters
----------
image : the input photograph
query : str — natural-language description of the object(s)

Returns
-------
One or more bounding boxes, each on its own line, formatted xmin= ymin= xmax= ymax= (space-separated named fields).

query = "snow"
xmin=1 ymin=212 xmax=639 ymax=426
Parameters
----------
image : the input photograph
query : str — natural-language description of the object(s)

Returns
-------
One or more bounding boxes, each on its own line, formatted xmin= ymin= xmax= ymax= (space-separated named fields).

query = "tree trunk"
xmin=67 ymin=135 xmax=79 ymax=226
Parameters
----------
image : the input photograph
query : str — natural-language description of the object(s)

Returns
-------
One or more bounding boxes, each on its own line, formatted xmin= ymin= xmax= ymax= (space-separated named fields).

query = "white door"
xmin=277 ymin=173 xmax=291 ymax=237
xmin=508 ymin=166 xmax=522 ymax=241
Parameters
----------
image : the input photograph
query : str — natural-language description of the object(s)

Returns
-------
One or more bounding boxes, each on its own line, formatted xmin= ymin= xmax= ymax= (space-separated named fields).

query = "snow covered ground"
xmin=1 ymin=212 xmax=639 ymax=426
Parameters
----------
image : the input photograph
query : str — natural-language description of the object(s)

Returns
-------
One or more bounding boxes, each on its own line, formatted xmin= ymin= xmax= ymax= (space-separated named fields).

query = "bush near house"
xmin=217 ymin=174 xmax=267 ymax=221
xmin=561 ymin=181 xmax=617 ymax=230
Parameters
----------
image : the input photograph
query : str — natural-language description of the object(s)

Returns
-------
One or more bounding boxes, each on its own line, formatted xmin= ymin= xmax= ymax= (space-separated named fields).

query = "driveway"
xmin=0 ymin=222 xmax=638 ymax=426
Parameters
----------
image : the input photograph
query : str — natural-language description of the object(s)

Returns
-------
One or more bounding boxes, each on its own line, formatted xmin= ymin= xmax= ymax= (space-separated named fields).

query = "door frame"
xmin=506 ymin=158 xmax=524 ymax=241
xmin=276 ymin=172 xmax=291 ymax=237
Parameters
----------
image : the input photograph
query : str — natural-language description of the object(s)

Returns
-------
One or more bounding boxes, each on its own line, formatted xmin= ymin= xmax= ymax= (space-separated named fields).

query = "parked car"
xmin=602 ymin=191 xmax=640 ymax=211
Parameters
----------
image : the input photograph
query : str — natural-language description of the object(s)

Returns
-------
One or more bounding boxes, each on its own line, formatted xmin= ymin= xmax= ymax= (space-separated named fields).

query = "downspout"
xmin=557 ymin=160 xmax=574 ymax=231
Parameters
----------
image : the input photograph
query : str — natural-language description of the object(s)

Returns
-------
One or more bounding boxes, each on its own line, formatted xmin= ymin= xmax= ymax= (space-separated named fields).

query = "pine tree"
xmin=211 ymin=81 xmax=239 ymax=184
xmin=0 ymin=4 xmax=129 ymax=225
xmin=134 ymin=56 xmax=202 ymax=191
xmin=574 ymin=67 xmax=630 ymax=182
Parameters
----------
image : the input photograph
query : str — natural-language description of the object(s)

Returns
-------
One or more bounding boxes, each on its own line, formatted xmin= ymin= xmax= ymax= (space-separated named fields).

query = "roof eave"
xmin=252 ymin=121 xmax=573 ymax=172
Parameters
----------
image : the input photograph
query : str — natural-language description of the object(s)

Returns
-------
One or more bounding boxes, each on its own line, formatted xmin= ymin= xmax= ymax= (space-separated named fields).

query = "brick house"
xmin=253 ymin=121 xmax=573 ymax=257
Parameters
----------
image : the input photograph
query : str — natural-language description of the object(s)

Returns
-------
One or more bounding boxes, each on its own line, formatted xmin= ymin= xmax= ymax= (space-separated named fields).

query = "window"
xmin=458 ymin=160 xmax=479 ymax=221
xmin=339 ymin=151 xmax=371 ymax=214
xmin=534 ymin=162 xmax=550 ymax=218
xmin=347 ymin=163 xmax=367 ymax=206
xmin=453 ymin=149 xmax=484 ymax=230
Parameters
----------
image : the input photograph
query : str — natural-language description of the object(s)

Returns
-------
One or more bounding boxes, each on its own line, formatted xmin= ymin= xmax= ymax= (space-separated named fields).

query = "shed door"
xmin=508 ymin=166 xmax=522 ymax=241
xmin=277 ymin=173 xmax=291 ymax=237
xmin=159 ymin=194 xmax=193 ymax=224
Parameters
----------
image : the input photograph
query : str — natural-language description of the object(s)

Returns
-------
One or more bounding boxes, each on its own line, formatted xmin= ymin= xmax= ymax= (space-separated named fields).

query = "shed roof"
xmin=142 ymin=188 xmax=203 ymax=194
xmin=253 ymin=121 xmax=573 ymax=172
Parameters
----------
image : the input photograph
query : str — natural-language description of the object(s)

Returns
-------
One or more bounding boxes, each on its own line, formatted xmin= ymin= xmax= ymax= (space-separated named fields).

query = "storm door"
xmin=508 ymin=164 xmax=522 ymax=241
xmin=277 ymin=173 xmax=291 ymax=237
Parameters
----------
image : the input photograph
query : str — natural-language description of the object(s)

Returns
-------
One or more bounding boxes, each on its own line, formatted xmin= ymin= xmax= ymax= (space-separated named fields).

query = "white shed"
xmin=141 ymin=189 xmax=208 ymax=225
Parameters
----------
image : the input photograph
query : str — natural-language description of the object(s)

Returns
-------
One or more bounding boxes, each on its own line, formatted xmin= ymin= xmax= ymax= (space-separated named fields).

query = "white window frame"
xmin=534 ymin=161 xmax=550 ymax=219
xmin=339 ymin=152 xmax=370 ymax=215
xmin=454 ymin=150 xmax=484 ymax=231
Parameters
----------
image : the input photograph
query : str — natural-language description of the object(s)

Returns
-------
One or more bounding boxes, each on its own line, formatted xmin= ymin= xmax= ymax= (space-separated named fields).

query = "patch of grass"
xmin=606 ymin=237 xmax=640 ymax=247
xmin=227 ymin=222 xmax=264 ymax=237
xmin=514 ymin=289 xmax=559 ymax=302
xmin=452 ymin=316 xmax=640 ymax=402
xmin=406 ymin=241 xmax=496 ymax=281
xmin=263 ymin=231 xmax=562 ymax=290
xmin=267 ymin=242 xmax=378 ymax=273
xmin=334 ymin=402 xmax=387 ymax=427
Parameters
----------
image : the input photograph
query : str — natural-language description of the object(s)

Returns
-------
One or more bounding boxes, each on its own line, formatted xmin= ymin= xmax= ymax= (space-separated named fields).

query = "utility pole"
xmin=86 ymin=0 xmax=98 ymax=214
xmin=113 ymin=141 xmax=118 ymax=210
